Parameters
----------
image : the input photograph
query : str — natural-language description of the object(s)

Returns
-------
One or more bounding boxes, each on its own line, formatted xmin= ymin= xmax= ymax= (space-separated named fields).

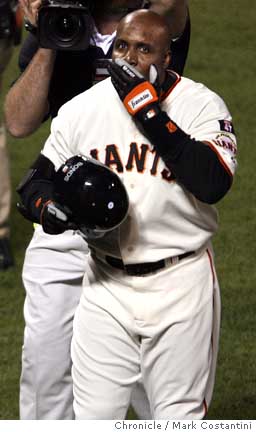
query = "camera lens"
xmin=47 ymin=10 xmax=83 ymax=47
xmin=38 ymin=3 xmax=93 ymax=50
xmin=53 ymin=13 xmax=80 ymax=40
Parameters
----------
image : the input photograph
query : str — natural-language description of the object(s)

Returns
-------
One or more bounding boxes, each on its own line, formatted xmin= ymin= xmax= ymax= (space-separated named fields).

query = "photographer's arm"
xmin=4 ymin=0 xmax=55 ymax=137
xmin=149 ymin=0 xmax=188 ymax=38
xmin=4 ymin=48 xmax=56 ymax=137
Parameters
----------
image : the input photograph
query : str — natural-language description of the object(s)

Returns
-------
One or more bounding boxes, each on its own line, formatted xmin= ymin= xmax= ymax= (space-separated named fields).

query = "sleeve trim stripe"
xmin=203 ymin=140 xmax=234 ymax=177
xmin=160 ymin=72 xmax=181 ymax=102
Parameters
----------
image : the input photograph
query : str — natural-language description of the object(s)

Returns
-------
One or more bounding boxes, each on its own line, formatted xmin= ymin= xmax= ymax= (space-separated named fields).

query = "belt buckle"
xmin=170 ymin=255 xmax=179 ymax=265
xmin=165 ymin=256 xmax=178 ymax=267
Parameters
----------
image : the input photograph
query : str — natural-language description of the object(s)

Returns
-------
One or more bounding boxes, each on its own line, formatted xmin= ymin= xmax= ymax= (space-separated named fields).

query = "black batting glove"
xmin=40 ymin=200 xmax=78 ymax=235
xmin=109 ymin=59 xmax=187 ymax=164
xmin=108 ymin=59 xmax=162 ymax=123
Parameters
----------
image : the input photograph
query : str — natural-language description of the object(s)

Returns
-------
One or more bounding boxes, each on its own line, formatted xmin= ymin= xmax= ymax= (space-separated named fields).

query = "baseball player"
xmin=7 ymin=0 xmax=190 ymax=420
xmin=17 ymin=9 xmax=237 ymax=419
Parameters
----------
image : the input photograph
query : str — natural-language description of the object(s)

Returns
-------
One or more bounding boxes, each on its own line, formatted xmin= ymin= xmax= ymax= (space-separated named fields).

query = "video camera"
xmin=0 ymin=0 xmax=22 ymax=44
xmin=38 ymin=0 xmax=93 ymax=51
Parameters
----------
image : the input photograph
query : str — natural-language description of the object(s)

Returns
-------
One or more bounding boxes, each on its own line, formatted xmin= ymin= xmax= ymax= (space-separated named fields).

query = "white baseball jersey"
xmin=42 ymin=73 xmax=237 ymax=263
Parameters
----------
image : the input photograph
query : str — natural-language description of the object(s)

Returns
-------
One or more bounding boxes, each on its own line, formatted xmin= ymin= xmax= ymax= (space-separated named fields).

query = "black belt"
xmin=105 ymin=251 xmax=194 ymax=276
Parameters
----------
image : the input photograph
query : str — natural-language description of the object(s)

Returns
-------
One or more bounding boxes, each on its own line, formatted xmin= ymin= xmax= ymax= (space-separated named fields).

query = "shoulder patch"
xmin=218 ymin=120 xmax=235 ymax=134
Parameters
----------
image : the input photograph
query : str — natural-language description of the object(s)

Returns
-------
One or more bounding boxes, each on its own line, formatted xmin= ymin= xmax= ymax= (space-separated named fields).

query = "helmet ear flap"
xmin=54 ymin=155 xmax=129 ymax=233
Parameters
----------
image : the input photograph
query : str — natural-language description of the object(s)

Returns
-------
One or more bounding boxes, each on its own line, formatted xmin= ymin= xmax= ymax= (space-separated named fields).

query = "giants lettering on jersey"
xmin=90 ymin=142 xmax=175 ymax=182
xmin=213 ymin=133 xmax=237 ymax=155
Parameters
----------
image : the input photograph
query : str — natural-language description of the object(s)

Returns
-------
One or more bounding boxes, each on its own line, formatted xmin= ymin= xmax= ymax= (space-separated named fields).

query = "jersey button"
xmin=127 ymin=246 xmax=134 ymax=252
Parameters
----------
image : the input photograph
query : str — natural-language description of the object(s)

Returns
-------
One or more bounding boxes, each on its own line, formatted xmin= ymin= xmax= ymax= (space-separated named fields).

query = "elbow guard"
xmin=16 ymin=153 xmax=55 ymax=194
xmin=16 ymin=153 xmax=56 ymax=222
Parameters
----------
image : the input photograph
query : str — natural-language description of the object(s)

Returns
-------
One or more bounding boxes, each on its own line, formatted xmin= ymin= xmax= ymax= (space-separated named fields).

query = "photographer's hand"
xmin=20 ymin=0 xmax=42 ymax=26
xmin=149 ymin=0 xmax=188 ymax=38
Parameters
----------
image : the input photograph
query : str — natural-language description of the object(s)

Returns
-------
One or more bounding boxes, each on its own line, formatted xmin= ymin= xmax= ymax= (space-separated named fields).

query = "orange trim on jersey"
xmin=160 ymin=71 xmax=181 ymax=102
xmin=204 ymin=140 xmax=233 ymax=178
xmin=204 ymin=250 xmax=215 ymax=420
xmin=150 ymin=150 xmax=160 ymax=176
xmin=123 ymin=82 xmax=158 ymax=115
xmin=125 ymin=142 xmax=150 ymax=173
xmin=105 ymin=144 xmax=124 ymax=173
xmin=206 ymin=249 xmax=215 ymax=285
xmin=203 ymin=398 xmax=208 ymax=417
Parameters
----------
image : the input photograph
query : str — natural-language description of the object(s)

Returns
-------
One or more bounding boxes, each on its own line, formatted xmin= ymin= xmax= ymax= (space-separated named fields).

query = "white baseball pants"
xmin=20 ymin=225 xmax=151 ymax=419
xmin=20 ymin=226 xmax=88 ymax=419
xmin=72 ymin=246 xmax=220 ymax=419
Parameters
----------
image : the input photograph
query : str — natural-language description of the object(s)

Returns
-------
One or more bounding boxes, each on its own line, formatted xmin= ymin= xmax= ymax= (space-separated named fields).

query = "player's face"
xmin=112 ymin=14 xmax=171 ymax=83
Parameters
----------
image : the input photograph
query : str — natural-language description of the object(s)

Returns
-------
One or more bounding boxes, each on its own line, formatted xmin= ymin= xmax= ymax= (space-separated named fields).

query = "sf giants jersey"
xmin=42 ymin=74 xmax=237 ymax=263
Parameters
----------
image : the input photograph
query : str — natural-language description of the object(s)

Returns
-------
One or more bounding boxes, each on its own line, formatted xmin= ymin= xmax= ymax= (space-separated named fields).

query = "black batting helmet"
xmin=53 ymin=155 xmax=129 ymax=234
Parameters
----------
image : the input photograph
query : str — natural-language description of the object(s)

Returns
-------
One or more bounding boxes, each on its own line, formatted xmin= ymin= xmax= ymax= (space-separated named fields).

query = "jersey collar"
xmin=160 ymin=70 xmax=181 ymax=102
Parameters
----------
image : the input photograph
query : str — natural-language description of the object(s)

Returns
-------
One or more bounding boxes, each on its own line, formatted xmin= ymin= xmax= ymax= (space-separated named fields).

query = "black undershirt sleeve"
xmin=140 ymin=110 xmax=232 ymax=204
xmin=169 ymin=11 xmax=191 ymax=75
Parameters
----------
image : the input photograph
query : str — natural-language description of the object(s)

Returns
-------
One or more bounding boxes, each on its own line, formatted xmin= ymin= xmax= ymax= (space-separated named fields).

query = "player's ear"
xmin=163 ymin=50 xmax=171 ymax=70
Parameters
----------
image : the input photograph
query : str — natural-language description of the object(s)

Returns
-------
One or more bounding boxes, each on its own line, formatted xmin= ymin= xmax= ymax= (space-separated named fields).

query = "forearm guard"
xmin=140 ymin=110 xmax=232 ymax=204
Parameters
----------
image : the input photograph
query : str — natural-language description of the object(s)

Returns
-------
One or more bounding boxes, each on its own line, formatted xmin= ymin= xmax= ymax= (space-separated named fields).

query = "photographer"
xmin=5 ymin=0 xmax=190 ymax=134
xmin=4 ymin=0 xmax=190 ymax=420
xmin=0 ymin=0 xmax=22 ymax=269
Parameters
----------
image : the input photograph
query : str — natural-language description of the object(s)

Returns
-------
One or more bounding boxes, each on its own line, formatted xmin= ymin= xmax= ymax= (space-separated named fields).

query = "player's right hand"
xmin=40 ymin=200 xmax=78 ymax=235
xmin=108 ymin=59 xmax=161 ymax=122
xmin=19 ymin=0 xmax=42 ymax=26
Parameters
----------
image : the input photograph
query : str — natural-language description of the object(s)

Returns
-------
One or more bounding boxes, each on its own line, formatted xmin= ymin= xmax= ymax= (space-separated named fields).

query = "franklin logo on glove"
xmin=108 ymin=58 xmax=159 ymax=117
xmin=128 ymin=86 xmax=155 ymax=112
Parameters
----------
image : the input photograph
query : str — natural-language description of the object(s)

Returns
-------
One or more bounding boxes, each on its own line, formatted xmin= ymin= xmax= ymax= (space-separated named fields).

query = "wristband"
xmin=139 ymin=110 xmax=190 ymax=162
xmin=24 ymin=18 xmax=37 ymax=36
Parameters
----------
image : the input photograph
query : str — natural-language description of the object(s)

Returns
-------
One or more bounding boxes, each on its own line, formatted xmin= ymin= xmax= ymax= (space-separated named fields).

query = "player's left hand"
xmin=40 ymin=200 xmax=78 ymax=235
xmin=108 ymin=59 xmax=161 ymax=122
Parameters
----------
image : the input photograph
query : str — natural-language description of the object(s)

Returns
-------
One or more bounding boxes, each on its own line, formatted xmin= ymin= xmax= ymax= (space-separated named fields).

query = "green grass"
xmin=0 ymin=41 xmax=50 ymax=419
xmin=0 ymin=0 xmax=256 ymax=419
